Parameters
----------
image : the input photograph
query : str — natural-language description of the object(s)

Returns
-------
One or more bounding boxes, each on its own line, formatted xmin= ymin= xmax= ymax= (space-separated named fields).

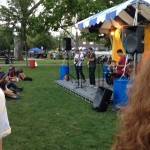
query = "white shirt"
xmin=74 ymin=53 xmax=84 ymax=66
xmin=0 ymin=89 xmax=11 ymax=139
xmin=53 ymin=52 xmax=56 ymax=58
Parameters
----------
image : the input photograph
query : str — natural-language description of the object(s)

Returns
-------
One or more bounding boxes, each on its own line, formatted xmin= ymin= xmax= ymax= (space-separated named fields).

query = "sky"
xmin=0 ymin=0 xmax=7 ymax=6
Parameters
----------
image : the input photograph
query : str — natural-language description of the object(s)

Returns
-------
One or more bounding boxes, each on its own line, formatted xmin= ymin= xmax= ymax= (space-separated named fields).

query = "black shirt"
xmin=88 ymin=53 xmax=96 ymax=67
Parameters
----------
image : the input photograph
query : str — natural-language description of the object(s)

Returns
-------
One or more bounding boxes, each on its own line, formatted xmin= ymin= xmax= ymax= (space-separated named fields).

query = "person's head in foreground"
xmin=112 ymin=56 xmax=150 ymax=150
xmin=0 ymin=88 xmax=11 ymax=150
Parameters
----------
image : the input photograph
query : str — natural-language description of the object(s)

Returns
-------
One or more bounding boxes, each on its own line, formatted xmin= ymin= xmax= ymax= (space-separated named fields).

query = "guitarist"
xmin=74 ymin=49 xmax=86 ymax=83
xmin=87 ymin=47 xmax=96 ymax=87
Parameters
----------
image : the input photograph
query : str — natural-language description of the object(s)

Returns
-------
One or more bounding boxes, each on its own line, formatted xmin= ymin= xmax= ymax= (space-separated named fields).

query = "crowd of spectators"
xmin=0 ymin=65 xmax=32 ymax=100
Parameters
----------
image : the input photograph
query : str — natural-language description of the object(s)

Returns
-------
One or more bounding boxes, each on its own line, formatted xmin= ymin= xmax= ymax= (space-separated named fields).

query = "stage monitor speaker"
xmin=93 ymin=86 xmax=112 ymax=112
xmin=63 ymin=38 xmax=71 ymax=50
xmin=122 ymin=26 xmax=144 ymax=54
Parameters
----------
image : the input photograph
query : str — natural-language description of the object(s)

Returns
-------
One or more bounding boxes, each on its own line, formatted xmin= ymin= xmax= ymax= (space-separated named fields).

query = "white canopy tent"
xmin=75 ymin=0 xmax=150 ymax=33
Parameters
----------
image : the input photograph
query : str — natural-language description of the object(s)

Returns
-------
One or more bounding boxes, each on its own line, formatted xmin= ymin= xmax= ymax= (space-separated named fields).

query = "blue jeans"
xmin=7 ymin=82 xmax=18 ymax=90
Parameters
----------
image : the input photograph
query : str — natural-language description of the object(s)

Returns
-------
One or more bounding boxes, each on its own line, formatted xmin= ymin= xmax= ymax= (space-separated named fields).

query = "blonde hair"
xmin=112 ymin=56 xmax=150 ymax=150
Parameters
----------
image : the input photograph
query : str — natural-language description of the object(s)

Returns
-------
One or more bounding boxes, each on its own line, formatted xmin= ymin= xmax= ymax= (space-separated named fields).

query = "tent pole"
xmin=133 ymin=0 xmax=140 ymax=75
xmin=75 ymin=28 xmax=79 ymax=49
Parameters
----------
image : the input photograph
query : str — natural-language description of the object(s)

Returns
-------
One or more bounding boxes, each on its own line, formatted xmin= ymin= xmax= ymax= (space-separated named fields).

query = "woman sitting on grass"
xmin=8 ymin=66 xmax=20 ymax=82
xmin=0 ymin=74 xmax=20 ymax=99
xmin=16 ymin=67 xmax=32 ymax=81
xmin=16 ymin=67 xmax=26 ymax=80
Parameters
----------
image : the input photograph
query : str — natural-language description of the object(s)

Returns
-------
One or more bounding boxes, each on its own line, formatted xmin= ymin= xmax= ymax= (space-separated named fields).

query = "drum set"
xmin=105 ymin=65 xmax=117 ymax=85
xmin=104 ymin=62 xmax=133 ymax=85
xmin=96 ymin=55 xmax=133 ymax=86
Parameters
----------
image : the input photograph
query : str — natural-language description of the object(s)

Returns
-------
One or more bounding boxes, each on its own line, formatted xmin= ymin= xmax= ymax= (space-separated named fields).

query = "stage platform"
xmin=55 ymin=78 xmax=113 ymax=103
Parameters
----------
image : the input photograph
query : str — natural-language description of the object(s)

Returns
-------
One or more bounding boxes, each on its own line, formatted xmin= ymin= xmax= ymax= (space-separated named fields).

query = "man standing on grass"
xmin=53 ymin=52 xmax=56 ymax=63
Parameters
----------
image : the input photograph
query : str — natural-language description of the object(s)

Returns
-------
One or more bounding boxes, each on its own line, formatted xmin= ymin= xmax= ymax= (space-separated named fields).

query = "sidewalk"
xmin=0 ymin=63 xmax=61 ymax=67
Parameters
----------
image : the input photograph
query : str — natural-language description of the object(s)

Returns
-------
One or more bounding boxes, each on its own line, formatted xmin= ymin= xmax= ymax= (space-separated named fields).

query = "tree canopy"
xmin=0 ymin=0 xmax=124 ymax=59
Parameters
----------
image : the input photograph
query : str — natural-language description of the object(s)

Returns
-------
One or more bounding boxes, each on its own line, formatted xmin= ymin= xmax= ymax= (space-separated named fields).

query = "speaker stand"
xmin=67 ymin=51 xmax=76 ymax=83
xmin=68 ymin=73 xmax=76 ymax=83
xmin=73 ymin=75 xmax=86 ymax=91
xmin=100 ymin=63 xmax=105 ymax=87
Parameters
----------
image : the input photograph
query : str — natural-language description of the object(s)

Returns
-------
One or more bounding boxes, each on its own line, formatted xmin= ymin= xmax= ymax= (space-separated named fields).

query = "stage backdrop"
xmin=112 ymin=24 xmax=150 ymax=64
xmin=112 ymin=29 xmax=125 ymax=62
xmin=142 ymin=24 xmax=150 ymax=60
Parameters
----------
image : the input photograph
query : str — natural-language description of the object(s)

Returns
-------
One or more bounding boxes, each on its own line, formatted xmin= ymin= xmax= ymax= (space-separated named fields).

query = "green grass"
xmin=1 ymin=63 xmax=117 ymax=150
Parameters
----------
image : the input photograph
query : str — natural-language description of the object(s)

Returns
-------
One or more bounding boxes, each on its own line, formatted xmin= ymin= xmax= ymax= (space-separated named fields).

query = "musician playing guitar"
xmin=74 ymin=49 xmax=86 ymax=83
xmin=86 ymin=47 xmax=96 ymax=87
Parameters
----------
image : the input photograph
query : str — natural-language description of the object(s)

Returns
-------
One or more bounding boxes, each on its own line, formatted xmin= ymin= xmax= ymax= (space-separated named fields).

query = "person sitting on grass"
xmin=8 ymin=66 xmax=20 ymax=82
xmin=0 ymin=74 xmax=20 ymax=99
xmin=0 ymin=68 xmax=23 ymax=93
xmin=6 ymin=65 xmax=13 ymax=76
xmin=16 ymin=67 xmax=32 ymax=81
xmin=16 ymin=67 xmax=26 ymax=80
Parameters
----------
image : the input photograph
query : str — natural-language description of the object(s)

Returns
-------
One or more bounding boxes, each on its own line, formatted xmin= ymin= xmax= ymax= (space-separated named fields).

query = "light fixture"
xmin=110 ymin=29 xmax=115 ymax=36
xmin=99 ymin=33 xmax=105 ymax=37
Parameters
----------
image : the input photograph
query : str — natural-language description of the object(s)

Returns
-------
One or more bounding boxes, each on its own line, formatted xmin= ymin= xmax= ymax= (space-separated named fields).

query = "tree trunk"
xmin=14 ymin=36 xmax=23 ymax=60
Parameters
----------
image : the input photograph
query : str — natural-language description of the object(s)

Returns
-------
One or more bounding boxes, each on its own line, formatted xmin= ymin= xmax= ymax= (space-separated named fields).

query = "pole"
xmin=75 ymin=28 xmax=79 ymax=49
xmin=133 ymin=0 xmax=140 ymax=75
xmin=75 ymin=14 xmax=79 ymax=49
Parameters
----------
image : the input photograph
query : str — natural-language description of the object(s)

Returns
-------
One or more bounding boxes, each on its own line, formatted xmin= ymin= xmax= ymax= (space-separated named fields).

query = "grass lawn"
xmin=1 ymin=62 xmax=117 ymax=150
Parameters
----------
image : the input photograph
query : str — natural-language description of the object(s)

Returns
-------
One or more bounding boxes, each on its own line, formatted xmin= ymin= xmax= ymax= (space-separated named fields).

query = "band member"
xmin=74 ymin=49 xmax=86 ymax=83
xmin=87 ymin=47 xmax=96 ymax=87
xmin=127 ymin=54 xmax=134 ymax=77
xmin=115 ymin=49 xmax=126 ymax=78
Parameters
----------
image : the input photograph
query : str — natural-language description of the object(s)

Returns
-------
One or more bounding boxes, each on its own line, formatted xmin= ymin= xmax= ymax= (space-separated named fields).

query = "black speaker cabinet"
xmin=122 ymin=26 xmax=144 ymax=54
xmin=93 ymin=86 xmax=112 ymax=112
xmin=63 ymin=38 xmax=71 ymax=50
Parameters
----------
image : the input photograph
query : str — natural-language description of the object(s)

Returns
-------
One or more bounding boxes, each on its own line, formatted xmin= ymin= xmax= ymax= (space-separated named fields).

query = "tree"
xmin=28 ymin=33 xmax=59 ymax=50
xmin=0 ymin=25 xmax=13 ymax=52
xmin=0 ymin=0 xmax=43 ymax=65
xmin=0 ymin=0 xmax=124 ymax=63
xmin=38 ymin=0 xmax=124 ymax=44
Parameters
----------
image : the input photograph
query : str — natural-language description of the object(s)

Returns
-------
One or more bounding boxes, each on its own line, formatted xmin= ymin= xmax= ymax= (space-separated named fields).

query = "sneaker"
xmin=12 ymin=95 xmax=21 ymax=99
xmin=94 ymin=86 xmax=97 ymax=89
xmin=17 ymin=87 xmax=23 ymax=92
xmin=89 ymin=85 xmax=94 ymax=87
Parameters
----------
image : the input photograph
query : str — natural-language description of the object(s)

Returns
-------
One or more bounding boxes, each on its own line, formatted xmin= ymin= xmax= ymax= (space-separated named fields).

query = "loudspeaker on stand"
xmin=122 ymin=26 xmax=144 ymax=54
xmin=63 ymin=38 xmax=72 ymax=50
